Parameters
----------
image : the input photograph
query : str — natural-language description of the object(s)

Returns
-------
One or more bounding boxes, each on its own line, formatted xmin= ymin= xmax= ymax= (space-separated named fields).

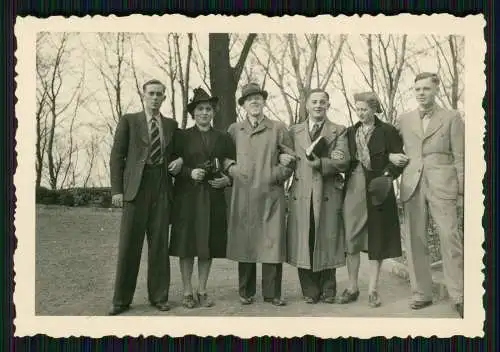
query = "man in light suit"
xmin=390 ymin=72 xmax=464 ymax=318
xmin=108 ymin=79 xmax=183 ymax=315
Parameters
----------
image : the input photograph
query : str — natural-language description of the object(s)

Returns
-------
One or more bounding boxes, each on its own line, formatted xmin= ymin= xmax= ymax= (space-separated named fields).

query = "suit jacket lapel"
xmin=423 ymin=107 xmax=444 ymax=140
xmin=160 ymin=114 xmax=173 ymax=149
xmin=251 ymin=117 xmax=271 ymax=135
xmin=409 ymin=110 xmax=424 ymax=139
xmin=294 ymin=122 xmax=310 ymax=150
xmin=319 ymin=119 xmax=338 ymax=146
xmin=240 ymin=119 xmax=254 ymax=135
xmin=137 ymin=111 xmax=149 ymax=145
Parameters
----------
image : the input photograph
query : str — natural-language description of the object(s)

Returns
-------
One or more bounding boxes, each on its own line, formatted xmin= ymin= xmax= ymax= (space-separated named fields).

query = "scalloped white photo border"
xmin=13 ymin=13 xmax=486 ymax=338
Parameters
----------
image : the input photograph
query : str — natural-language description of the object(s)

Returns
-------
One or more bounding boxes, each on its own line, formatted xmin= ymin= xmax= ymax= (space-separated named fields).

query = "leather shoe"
xmin=455 ymin=303 xmax=464 ymax=318
xmin=320 ymin=294 xmax=336 ymax=304
xmin=336 ymin=289 xmax=360 ymax=304
xmin=239 ymin=296 xmax=254 ymax=305
xmin=264 ymin=298 xmax=287 ymax=306
xmin=108 ymin=305 xmax=130 ymax=316
xmin=304 ymin=296 xmax=317 ymax=304
xmin=152 ymin=301 xmax=171 ymax=311
xmin=410 ymin=300 xmax=433 ymax=310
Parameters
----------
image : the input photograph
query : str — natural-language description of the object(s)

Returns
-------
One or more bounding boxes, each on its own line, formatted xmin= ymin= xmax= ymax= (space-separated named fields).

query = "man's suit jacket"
xmin=396 ymin=105 xmax=464 ymax=202
xmin=110 ymin=111 xmax=179 ymax=202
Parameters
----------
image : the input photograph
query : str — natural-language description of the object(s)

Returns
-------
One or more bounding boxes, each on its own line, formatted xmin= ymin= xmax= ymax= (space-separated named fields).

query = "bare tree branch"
xmin=233 ymin=33 xmax=257 ymax=83
xmin=320 ymin=34 xmax=346 ymax=90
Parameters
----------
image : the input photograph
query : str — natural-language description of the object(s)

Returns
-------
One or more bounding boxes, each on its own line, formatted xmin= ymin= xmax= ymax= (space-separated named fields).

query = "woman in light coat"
xmin=337 ymin=92 xmax=406 ymax=308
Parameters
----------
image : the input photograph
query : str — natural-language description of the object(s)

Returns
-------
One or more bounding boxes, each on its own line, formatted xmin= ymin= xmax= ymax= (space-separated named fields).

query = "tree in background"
xmin=406 ymin=35 xmax=464 ymax=111
xmin=143 ymin=33 xmax=193 ymax=128
xmin=251 ymin=34 xmax=346 ymax=125
xmin=209 ymin=33 xmax=256 ymax=131
xmin=36 ymin=32 xmax=86 ymax=190
xmin=34 ymin=33 xmax=465 ymax=189
xmin=345 ymin=34 xmax=408 ymax=125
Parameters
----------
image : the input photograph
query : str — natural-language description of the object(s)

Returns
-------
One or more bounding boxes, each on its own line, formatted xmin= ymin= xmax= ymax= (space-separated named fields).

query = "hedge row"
xmin=36 ymin=186 xmax=112 ymax=208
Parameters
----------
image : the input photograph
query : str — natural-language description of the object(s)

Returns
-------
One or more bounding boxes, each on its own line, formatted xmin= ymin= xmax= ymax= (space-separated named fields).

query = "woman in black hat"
xmin=169 ymin=87 xmax=236 ymax=308
xmin=337 ymin=91 xmax=406 ymax=308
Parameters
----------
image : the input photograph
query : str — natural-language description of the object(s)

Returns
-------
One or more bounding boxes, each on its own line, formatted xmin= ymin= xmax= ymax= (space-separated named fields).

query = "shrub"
xmin=36 ymin=186 xmax=58 ymax=205
xmin=36 ymin=186 xmax=113 ymax=208
xmin=57 ymin=191 xmax=75 ymax=206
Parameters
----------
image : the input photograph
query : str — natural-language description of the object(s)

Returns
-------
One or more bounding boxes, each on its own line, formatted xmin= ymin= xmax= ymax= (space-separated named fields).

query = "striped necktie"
xmin=310 ymin=123 xmax=322 ymax=141
xmin=150 ymin=117 xmax=162 ymax=165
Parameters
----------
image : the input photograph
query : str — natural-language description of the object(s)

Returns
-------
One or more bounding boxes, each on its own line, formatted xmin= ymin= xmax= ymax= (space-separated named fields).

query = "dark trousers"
xmin=238 ymin=262 xmax=283 ymax=300
xmin=297 ymin=202 xmax=337 ymax=300
xmin=112 ymin=166 xmax=171 ymax=306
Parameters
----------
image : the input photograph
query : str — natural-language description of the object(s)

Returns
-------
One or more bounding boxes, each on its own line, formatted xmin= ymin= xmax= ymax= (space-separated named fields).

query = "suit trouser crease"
xmin=298 ymin=200 xmax=336 ymax=300
xmin=238 ymin=263 xmax=283 ymax=299
xmin=403 ymin=181 xmax=463 ymax=303
xmin=113 ymin=167 xmax=171 ymax=306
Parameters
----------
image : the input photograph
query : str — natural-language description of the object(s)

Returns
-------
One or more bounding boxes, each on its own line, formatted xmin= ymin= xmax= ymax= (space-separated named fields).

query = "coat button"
xmin=294 ymin=177 xmax=299 ymax=181
xmin=323 ymin=197 xmax=329 ymax=201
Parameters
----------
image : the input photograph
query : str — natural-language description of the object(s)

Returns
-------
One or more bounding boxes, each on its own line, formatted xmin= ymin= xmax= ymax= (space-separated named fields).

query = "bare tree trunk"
xmin=337 ymin=58 xmax=354 ymax=126
xmin=251 ymin=35 xmax=297 ymax=126
xmin=129 ymin=36 xmax=144 ymax=110
xmin=209 ymin=33 xmax=256 ymax=131
xmin=174 ymin=33 xmax=193 ymax=129
xmin=83 ymin=134 xmax=99 ymax=188
xmin=449 ymin=35 xmax=459 ymax=109
xmin=46 ymin=34 xmax=69 ymax=189
xmin=35 ymin=82 xmax=48 ymax=188
xmin=166 ymin=34 xmax=177 ymax=120
xmin=367 ymin=34 xmax=375 ymax=90
xmin=289 ymin=34 xmax=320 ymax=123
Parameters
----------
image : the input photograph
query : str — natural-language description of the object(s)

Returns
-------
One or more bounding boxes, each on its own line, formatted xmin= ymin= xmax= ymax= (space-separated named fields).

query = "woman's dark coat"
xmin=169 ymin=126 xmax=236 ymax=259
xmin=344 ymin=117 xmax=405 ymax=260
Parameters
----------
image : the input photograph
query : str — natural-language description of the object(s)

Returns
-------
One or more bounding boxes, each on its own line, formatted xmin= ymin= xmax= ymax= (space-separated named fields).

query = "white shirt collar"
xmin=248 ymin=115 xmax=264 ymax=126
xmin=145 ymin=111 xmax=161 ymax=123
xmin=308 ymin=118 xmax=325 ymax=131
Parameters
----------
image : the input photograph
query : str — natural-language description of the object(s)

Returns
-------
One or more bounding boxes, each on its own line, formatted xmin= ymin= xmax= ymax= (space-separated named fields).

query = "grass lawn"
xmin=35 ymin=205 xmax=457 ymax=318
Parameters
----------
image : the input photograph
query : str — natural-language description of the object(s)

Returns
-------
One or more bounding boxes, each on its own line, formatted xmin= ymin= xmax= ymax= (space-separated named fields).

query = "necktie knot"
xmin=310 ymin=123 xmax=322 ymax=140
xmin=419 ymin=109 xmax=432 ymax=119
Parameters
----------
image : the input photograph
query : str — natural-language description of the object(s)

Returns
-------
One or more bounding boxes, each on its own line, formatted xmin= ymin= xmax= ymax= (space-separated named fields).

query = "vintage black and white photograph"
xmin=14 ymin=14 xmax=485 ymax=338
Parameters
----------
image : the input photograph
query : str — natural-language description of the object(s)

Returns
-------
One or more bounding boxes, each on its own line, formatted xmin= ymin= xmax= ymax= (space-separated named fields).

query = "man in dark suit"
xmin=108 ymin=79 xmax=183 ymax=315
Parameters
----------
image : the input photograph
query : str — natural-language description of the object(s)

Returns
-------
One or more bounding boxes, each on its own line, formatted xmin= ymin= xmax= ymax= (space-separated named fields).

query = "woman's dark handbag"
xmin=368 ymin=175 xmax=393 ymax=206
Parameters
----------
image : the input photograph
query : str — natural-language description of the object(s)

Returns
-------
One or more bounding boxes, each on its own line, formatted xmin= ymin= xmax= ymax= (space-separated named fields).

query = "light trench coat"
xmin=225 ymin=117 xmax=294 ymax=263
xmin=286 ymin=119 xmax=350 ymax=272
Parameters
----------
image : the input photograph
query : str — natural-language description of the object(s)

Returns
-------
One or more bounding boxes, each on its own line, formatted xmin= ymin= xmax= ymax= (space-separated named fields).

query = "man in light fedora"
xmin=390 ymin=72 xmax=464 ymax=318
xmin=224 ymin=82 xmax=294 ymax=306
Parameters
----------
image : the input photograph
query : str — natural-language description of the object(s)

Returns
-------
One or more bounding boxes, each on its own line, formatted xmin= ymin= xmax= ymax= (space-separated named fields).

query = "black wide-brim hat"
xmin=187 ymin=87 xmax=219 ymax=115
xmin=238 ymin=82 xmax=268 ymax=106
